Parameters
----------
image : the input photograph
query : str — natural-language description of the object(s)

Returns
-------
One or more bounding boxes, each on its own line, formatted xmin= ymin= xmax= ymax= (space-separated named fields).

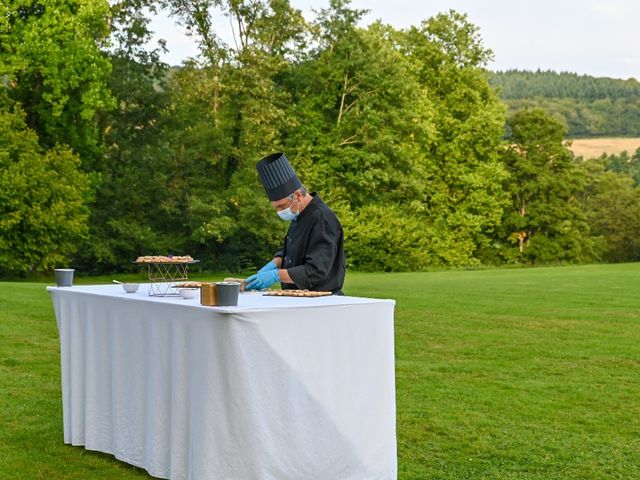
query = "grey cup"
xmin=55 ymin=268 xmax=75 ymax=287
xmin=216 ymin=282 xmax=240 ymax=306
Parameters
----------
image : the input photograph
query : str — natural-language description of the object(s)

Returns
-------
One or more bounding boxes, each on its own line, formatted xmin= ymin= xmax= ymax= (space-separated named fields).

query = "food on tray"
xmin=173 ymin=281 xmax=202 ymax=288
xmin=263 ymin=289 xmax=332 ymax=297
xmin=135 ymin=255 xmax=194 ymax=263
xmin=223 ymin=277 xmax=247 ymax=291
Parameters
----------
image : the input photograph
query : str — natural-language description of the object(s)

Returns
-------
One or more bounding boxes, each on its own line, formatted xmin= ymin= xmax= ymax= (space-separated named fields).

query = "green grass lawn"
xmin=1 ymin=264 xmax=639 ymax=479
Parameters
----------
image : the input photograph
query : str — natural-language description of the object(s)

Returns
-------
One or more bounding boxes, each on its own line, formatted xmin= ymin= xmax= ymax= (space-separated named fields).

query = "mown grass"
xmin=1 ymin=264 xmax=639 ymax=479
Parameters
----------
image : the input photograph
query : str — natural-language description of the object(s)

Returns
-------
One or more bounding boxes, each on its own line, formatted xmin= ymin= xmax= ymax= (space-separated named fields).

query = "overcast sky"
xmin=149 ymin=0 xmax=639 ymax=80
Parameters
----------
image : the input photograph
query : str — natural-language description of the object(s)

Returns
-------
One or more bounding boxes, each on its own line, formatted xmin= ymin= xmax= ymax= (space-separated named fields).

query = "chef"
xmin=245 ymin=152 xmax=346 ymax=294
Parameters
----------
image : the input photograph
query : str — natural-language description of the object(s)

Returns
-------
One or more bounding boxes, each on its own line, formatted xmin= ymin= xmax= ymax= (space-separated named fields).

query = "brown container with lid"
xmin=200 ymin=283 xmax=219 ymax=306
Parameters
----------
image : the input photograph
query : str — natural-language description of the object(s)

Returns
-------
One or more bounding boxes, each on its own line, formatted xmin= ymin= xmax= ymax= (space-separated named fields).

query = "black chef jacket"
xmin=274 ymin=193 xmax=346 ymax=294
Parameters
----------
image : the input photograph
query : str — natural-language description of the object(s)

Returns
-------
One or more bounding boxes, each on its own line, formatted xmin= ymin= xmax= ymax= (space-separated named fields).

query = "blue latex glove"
xmin=245 ymin=269 xmax=280 ymax=290
xmin=257 ymin=260 xmax=278 ymax=274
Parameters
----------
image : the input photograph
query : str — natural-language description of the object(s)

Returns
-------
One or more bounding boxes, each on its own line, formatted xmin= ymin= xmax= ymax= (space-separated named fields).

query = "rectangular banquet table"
xmin=48 ymin=284 xmax=397 ymax=480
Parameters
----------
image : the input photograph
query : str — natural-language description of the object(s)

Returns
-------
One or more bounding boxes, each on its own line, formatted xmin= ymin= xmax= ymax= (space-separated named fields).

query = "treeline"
xmin=491 ymin=70 xmax=640 ymax=137
xmin=1 ymin=0 xmax=640 ymax=276
xmin=491 ymin=69 xmax=640 ymax=100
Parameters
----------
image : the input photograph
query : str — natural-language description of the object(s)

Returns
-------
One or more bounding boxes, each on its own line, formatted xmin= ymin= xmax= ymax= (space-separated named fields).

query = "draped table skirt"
xmin=48 ymin=285 xmax=397 ymax=480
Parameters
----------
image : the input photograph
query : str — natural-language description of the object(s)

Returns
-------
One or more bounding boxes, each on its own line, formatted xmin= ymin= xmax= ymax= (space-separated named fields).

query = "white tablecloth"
xmin=48 ymin=284 xmax=397 ymax=480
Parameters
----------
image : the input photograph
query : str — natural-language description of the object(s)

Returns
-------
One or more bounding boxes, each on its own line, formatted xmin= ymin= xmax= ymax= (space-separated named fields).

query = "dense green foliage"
xmin=0 ymin=0 xmax=114 ymax=161
xmin=0 ymin=105 xmax=91 ymax=273
xmin=2 ymin=265 xmax=640 ymax=478
xmin=492 ymin=69 xmax=640 ymax=100
xmin=578 ymin=150 xmax=640 ymax=262
xmin=597 ymin=148 xmax=640 ymax=187
xmin=499 ymin=109 xmax=593 ymax=263
xmin=1 ymin=0 xmax=111 ymax=274
xmin=1 ymin=0 xmax=640 ymax=275
xmin=491 ymin=70 xmax=640 ymax=137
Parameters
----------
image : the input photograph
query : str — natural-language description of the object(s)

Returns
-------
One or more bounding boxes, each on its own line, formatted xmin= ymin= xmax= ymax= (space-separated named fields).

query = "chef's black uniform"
xmin=274 ymin=193 xmax=346 ymax=294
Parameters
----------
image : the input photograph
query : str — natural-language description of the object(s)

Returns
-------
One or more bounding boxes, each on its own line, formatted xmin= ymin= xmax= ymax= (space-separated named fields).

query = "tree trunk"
xmin=518 ymin=231 xmax=527 ymax=253
xmin=337 ymin=73 xmax=349 ymax=126
xmin=518 ymin=200 xmax=526 ymax=253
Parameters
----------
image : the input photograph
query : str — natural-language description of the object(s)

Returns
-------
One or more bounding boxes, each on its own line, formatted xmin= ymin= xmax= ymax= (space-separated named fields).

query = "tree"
xmin=0 ymin=0 xmax=114 ymax=164
xmin=398 ymin=11 xmax=508 ymax=265
xmin=1 ymin=0 xmax=109 ymax=274
xmin=284 ymin=16 xmax=434 ymax=206
xmin=157 ymin=0 xmax=307 ymax=270
xmin=0 ymin=104 xmax=91 ymax=274
xmin=580 ymin=161 xmax=640 ymax=262
xmin=500 ymin=109 xmax=594 ymax=263
xmin=76 ymin=0 xmax=186 ymax=272
xmin=279 ymin=4 xmax=450 ymax=269
xmin=601 ymin=148 xmax=640 ymax=187
xmin=222 ymin=5 xmax=508 ymax=269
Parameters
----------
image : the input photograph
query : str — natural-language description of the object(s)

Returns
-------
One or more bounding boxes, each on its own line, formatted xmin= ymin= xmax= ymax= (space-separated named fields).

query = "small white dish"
xmin=122 ymin=283 xmax=139 ymax=293
xmin=179 ymin=288 xmax=199 ymax=299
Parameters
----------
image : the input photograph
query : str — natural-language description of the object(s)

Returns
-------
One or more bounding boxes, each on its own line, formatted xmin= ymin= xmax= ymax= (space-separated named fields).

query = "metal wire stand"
xmin=142 ymin=260 xmax=199 ymax=297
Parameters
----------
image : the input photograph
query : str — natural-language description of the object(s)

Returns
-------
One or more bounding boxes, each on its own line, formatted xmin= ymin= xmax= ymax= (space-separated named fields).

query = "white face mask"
xmin=277 ymin=195 xmax=299 ymax=221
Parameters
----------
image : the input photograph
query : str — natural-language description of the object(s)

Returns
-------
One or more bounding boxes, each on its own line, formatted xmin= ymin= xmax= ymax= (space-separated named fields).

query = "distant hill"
xmin=489 ymin=70 xmax=640 ymax=138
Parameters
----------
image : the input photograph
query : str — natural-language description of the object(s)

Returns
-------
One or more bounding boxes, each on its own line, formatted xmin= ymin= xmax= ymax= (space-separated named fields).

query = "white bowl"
xmin=179 ymin=288 xmax=199 ymax=299
xmin=122 ymin=283 xmax=139 ymax=293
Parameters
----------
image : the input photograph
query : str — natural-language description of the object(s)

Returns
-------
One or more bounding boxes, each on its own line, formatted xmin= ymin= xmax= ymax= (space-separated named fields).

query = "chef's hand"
xmin=257 ymin=260 xmax=278 ymax=273
xmin=245 ymin=269 xmax=280 ymax=290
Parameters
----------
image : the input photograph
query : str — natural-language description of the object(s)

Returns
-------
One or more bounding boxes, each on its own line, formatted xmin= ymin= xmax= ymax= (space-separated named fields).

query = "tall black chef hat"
xmin=256 ymin=152 xmax=302 ymax=201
